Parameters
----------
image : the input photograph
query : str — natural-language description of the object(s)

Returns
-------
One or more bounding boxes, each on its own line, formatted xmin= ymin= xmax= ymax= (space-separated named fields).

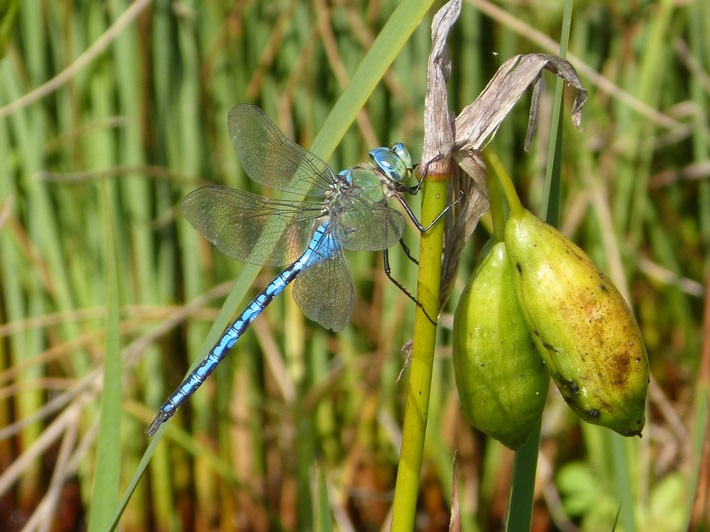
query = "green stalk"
xmin=391 ymin=175 xmax=449 ymax=531
xmin=485 ymin=152 xmax=524 ymax=220
xmin=506 ymin=423 xmax=542 ymax=531
xmin=488 ymin=170 xmax=507 ymax=243
xmin=87 ymin=182 xmax=123 ymax=532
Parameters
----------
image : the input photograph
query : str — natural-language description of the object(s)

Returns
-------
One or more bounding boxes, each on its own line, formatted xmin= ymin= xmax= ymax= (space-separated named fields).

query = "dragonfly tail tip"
xmin=145 ymin=413 xmax=169 ymax=437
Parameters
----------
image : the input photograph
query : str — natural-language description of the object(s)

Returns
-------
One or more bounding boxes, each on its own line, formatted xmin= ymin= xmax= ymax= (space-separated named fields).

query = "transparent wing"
xmin=293 ymin=243 xmax=353 ymax=332
xmin=331 ymin=187 xmax=405 ymax=252
xmin=182 ymin=186 xmax=323 ymax=267
xmin=229 ymin=104 xmax=335 ymax=197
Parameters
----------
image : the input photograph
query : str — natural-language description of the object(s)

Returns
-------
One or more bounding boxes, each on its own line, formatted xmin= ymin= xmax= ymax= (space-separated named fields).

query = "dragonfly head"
xmin=370 ymin=143 xmax=412 ymax=184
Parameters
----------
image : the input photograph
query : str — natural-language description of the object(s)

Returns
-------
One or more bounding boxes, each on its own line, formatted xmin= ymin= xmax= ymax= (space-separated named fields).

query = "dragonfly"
xmin=146 ymin=104 xmax=439 ymax=436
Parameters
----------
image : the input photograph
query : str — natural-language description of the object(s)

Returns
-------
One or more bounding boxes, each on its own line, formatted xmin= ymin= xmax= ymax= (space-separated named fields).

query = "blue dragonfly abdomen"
xmin=146 ymin=221 xmax=341 ymax=435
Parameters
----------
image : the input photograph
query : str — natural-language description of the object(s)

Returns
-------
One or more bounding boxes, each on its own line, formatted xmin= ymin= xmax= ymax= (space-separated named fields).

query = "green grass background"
xmin=0 ymin=0 xmax=707 ymax=530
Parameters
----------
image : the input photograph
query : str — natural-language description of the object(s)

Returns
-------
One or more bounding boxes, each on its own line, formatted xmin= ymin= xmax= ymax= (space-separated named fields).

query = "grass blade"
xmin=87 ymin=183 xmax=123 ymax=531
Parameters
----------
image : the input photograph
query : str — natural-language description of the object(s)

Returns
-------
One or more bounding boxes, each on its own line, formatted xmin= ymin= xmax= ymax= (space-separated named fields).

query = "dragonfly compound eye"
xmin=370 ymin=147 xmax=409 ymax=183
xmin=390 ymin=142 xmax=412 ymax=168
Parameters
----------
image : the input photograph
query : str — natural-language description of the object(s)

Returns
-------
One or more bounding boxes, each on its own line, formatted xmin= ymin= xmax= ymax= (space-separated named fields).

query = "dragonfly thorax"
xmin=334 ymin=166 xmax=387 ymax=205
xmin=369 ymin=143 xmax=412 ymax=184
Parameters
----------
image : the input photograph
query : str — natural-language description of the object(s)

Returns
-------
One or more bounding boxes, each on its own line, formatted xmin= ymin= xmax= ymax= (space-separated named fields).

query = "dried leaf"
xmin=440 ymin=152 xmax=489 ymax=308
xmin=454 ymin=53 xmax=588 ymax=152
xmin=449 ymin=451 xmax=461 ymax=532
xmin=419 ymin=0 xmax=461 ymax=174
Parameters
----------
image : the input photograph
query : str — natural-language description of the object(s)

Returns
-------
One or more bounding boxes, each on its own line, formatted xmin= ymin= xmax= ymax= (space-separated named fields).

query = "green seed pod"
xmin=504 ymin=209 xmax=649 ymax=437
xmin=453 ymin=240 xmax=549 ymax=450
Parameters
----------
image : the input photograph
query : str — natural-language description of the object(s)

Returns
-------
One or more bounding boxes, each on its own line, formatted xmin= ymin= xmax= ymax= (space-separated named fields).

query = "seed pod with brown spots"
xmin=504 ymin=209 xmax=649 ymax=437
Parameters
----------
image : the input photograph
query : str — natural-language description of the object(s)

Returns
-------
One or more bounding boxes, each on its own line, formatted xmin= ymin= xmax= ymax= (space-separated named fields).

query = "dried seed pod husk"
xmin=453 ymin=240 xmax=549 ymax=449
xmin=504 ymin=209 xmax=649 ymax=437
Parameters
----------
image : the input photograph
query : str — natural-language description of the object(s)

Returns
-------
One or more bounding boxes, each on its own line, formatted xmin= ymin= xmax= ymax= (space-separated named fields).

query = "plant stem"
xmin=488 ymin=171 xmax=507 ymax=243
xmin=485 ymin=152 xmax=524 ymax=219
xmin=390 ymin=175 xmax=449 ymax=531
xmin=506 ymin=422 xmax=542 ymax=531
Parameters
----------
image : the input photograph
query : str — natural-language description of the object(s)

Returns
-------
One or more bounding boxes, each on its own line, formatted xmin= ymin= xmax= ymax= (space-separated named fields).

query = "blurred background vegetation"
xmin=0 ymin=0 xmax=707 ymax=530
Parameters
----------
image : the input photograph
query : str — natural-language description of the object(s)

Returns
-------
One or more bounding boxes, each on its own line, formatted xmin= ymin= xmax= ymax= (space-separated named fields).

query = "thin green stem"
xmin=391 ymin=175 xmax=449 ymax=531
xmin=485 ymin=152 xmax=524 ymax=219
xmin=88 ymin=182 xmax=123 ymax=532
xmin=506 ymin=423 xmax=542 ymax=532
xmin=488 ymin=172 xmax=507 ymax=243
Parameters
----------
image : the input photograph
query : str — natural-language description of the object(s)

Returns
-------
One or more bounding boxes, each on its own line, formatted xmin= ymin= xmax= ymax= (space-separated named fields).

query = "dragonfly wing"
xmin=229 ymin=104 xmax=334 ymax=197
xmin=332 ymin=191 xmax=405 ymax=252
xmin=182 ymin=186 xmax=322 ymax=266
xmin=293 ymin=246 xmax=353 ymax=332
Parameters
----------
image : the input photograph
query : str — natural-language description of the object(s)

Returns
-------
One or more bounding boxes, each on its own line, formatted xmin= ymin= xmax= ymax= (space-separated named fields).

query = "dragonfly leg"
xmin=401 ymin=152 xmax=446 ymax=195
xmin=383 ymin=248 xmax=437 ymax=326
xmin=398 ymin=237 xmax=418 ymax=266
xmin=394 ymin=153 xmax=444 ymax=197
xmin=416 ymin=153 xmax=444 ymax=180
xmin=393 ymin=190 xmax=464 ymax=233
